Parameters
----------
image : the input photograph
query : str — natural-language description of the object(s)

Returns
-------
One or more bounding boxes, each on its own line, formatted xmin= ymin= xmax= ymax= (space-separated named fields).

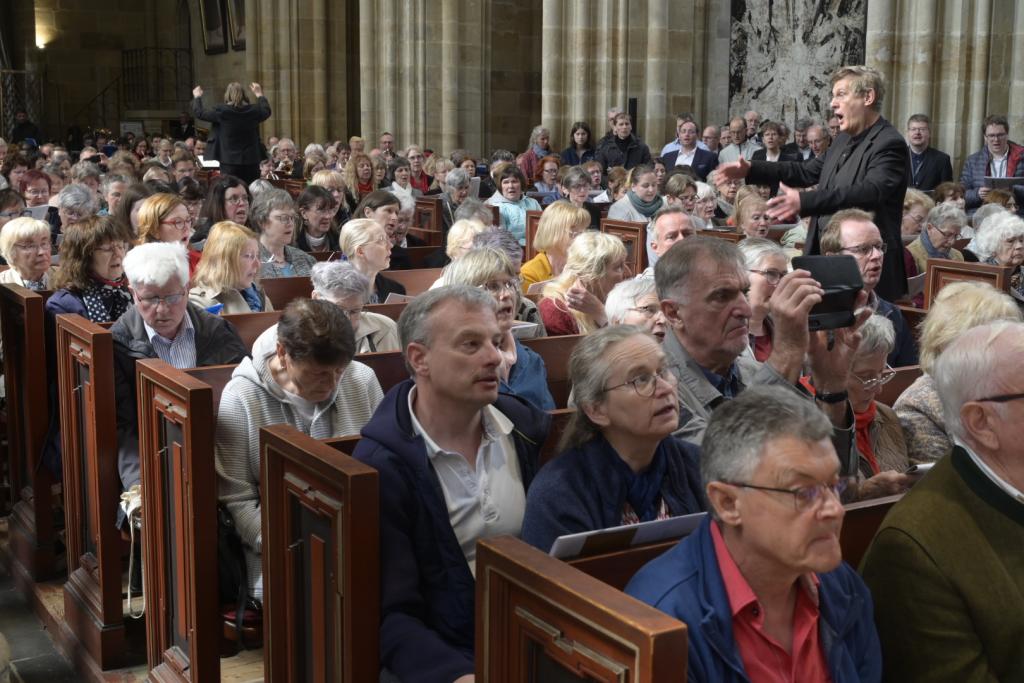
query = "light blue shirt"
xmin=143 ymin=311 xmax=197 ymax=369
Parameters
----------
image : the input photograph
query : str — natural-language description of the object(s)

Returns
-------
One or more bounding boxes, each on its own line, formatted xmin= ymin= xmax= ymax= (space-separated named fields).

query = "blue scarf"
xmin=604 ymin=435 xmax=667 ymax=522
xmin=919 ymin=225 xmax=947 ymax=259
xmin=239 ymin=283 xmax=264 ymax=312
xmin=532 ymin=143 xmax=549 ymax=158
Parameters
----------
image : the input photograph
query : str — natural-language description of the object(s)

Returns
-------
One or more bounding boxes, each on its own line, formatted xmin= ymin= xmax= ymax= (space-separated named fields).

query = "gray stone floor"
xmin=0 ymin=563 xmax=77 ymax=683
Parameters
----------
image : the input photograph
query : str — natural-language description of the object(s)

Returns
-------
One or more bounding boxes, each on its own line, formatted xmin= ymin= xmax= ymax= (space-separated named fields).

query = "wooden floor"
xmin=0 ymin=517 xmax=265 ymax=682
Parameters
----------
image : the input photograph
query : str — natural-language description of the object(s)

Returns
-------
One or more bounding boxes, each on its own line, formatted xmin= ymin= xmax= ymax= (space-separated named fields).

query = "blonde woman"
xmin=339 ymin=218 xmax=405 ymax=303
xmin=734 ymin=196 xmax=771 ymax=238
xmin=310 ymin=169 xmax=351 ymax=224
xmin=135 ymin=192 xmax=202 ymax=276
xmin=894 ymin=281 xmax=1022 ymax=463
xmin=189 ymin=221 xmax=274 ymax=313
xmin=426 ymin=157 xmax=455 ymax=195
xmin=520 ymin=200 xmax=590 ymax=292
xmin=427 ymin=218 xmax=488 ymax=272
xmin=538 ymin=231 xmax=628 ymax=335
xmin=901 ymin=188 xmax=935 ymax=241
xmin=342 ymin=152 xmax=375 ymax=211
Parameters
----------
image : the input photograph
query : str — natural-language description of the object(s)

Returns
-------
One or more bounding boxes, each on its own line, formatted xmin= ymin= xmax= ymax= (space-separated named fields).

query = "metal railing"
xmin=0 ymin=69 xmax=45 ymax=142
xmin=122 ymin=47 xmax=192 ymax=112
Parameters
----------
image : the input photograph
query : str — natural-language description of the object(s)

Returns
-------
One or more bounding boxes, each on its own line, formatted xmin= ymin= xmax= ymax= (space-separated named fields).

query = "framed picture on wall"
xmin=198 ymin=0 xmax=228 ymax=54
xmin=227 ymin=0 xmax=245 ymax=51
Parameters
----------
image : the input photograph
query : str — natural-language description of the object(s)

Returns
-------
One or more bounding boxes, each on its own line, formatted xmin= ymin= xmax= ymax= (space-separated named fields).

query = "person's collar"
xmin=699 ymin=361 xmax=742 ymax=398
xmin=142 ymin=307 xmax=191 ymax=343
xmin=407 ymin=385 xmax=511 ymax=459
xmin=954 ymin=437 xmax=1024 ymax=505
xmin=991 ymin=148 xmax=1009 ymax=161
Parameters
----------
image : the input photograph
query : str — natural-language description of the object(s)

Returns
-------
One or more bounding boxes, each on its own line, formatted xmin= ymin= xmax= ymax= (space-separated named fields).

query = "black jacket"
xmin=662 ymin=147 xmax=720 ymax=181
xmin=295 ymin=228 xmax=341 ymax=254
xmin=595 ymin=133 xmax=652 ymax=171
xmin=191 ymin=96 xmax=272 ymax=166
xmin=909 ymin=146 xmax=953 ymax=192
xmin=372 ymin=273 xmax=406 ymax=303
xmin=746 ymin=117 xmax=911 ymax=300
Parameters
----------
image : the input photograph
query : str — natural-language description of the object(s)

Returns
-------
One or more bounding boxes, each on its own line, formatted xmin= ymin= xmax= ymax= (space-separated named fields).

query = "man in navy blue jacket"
xmin=354 ymin=285 xmax=550 ymax=683
xmin=626 ymin=386 xmax=882 ymax=683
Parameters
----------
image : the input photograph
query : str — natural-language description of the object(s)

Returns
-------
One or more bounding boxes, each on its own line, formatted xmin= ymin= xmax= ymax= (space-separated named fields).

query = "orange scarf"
xmin=854 ymin=401 xmax=881 ymax=475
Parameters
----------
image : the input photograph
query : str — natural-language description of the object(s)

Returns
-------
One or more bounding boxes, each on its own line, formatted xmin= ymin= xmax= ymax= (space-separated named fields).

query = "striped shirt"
xmin=143 ymin=312 xmax=197 ymax=369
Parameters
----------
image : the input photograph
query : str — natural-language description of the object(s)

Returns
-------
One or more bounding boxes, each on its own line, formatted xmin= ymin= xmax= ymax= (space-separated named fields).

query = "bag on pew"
xmin=119 ymin=484 xmax=144 ymax=618
xmin=217 ymin=503 xmax=263 ymax=649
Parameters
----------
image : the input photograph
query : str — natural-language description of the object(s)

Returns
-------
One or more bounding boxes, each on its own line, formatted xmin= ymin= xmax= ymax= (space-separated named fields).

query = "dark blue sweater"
xmin=353 ymin=379 xmax=550 ymax=683
xmin=521 ymin=434 xmax=705 ymax=553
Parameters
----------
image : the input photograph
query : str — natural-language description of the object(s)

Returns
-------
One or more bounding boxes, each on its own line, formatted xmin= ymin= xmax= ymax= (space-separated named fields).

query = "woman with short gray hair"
xmin=521 ymin=324 xmax=704 ymax=552
xmin=250 ymin=188 xmax=316 ymax=278
xmin=907 ymin=202 xmax=967 ymax=274
xmin=56 ymin=182 xmax=100 ymax=233
xmin=844 ymin=314 xmax=913 ymax=499
xmin=441 ymin=167 xmax=471 ymax=235
xmin=738 ymin=237 xmax=787 ymax=361
xmin=310 ymin=260 xmax=400 ymax=353
xmin=604 ymin=277 xmax=666 ymax=343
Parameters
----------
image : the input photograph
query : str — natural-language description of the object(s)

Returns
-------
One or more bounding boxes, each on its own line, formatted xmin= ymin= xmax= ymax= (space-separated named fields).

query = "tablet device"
xmin=791 ymin=255 xmax=864 ymax=330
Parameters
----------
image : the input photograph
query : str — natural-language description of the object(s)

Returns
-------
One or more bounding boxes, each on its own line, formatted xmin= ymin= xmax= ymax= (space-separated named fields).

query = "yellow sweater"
xmin=520 ymin=251 xmax=553 ymax=293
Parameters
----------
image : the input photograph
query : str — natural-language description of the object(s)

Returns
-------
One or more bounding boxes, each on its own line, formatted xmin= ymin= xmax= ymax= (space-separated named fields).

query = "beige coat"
xmin=189 ymin=283 xmax=274 ymax=315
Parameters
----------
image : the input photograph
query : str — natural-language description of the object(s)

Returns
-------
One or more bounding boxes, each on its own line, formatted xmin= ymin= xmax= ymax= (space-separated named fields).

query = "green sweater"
xmin=860 ymin=447 xmax=1024 ymax=682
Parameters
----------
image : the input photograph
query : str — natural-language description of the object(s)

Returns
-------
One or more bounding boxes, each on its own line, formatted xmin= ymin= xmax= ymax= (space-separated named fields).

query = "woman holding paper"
xmin=521 ymin=326 xmax=705 ymax=553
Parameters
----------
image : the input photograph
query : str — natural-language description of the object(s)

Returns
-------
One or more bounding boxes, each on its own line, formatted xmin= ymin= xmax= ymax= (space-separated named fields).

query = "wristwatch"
xmin=814 ymin=389 xmax=849 ymax=404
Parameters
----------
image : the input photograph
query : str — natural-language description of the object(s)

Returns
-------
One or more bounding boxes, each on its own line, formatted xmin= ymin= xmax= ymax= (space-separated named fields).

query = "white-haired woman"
xmin=974 ymin=211 xmax=1024 ymax=298
xmin=310 ymin=260 xmax=400 ymax=353
xmin=538 ymin=231 xmax=627 ymax=335
xmin=738 ymin=237 xmax=788 ymax=361
xmin=604 ymin=277 xmax=666 ymax=344
xmin=443 ymin=247 xmax=555 ymax=410
xmin=339 ymin=218 xmax=405 ymax=303
xmin=0 ymin=216 xmax=56 ymax=289
xmin=521 ymin=325 xmax=704 ymax=552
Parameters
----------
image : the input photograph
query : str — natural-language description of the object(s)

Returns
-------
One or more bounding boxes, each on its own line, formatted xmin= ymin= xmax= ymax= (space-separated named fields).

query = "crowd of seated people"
xmin=6 ymin=65 xmax=1024 ymax=682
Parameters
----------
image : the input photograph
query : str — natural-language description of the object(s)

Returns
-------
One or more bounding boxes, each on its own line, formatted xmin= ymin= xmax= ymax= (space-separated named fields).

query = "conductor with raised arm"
xmin=715 ymin=66 xmax=910 ymax=301
xmin=191 ymin=81 xmax=271 ymax=184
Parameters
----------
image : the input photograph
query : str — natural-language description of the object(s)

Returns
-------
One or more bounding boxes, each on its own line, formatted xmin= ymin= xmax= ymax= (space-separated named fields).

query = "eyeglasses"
xmin=841 ymin=242 xmax=887 ymax=257
xmin=477 ymin=278 xmax=519 ymax=296
xmin=0 ymin=209 xmax=32 ymax=219
xmin=726 ymin=477 xmax=853 ymax=512
xmin=95 ymin=241 xmax=130 ymax=255
xmin=14 ymin=239 xmax=51 ymax=253
xmin=628 ymin=303 xmax=661 ymax=317
xmin=601 ymin=364 xmax=678 ymax=398
xmin=542 ymin=167 xmax=558 ymax=175
xmin=749 ymin=268 xmax=785 ymax=285
xmin=930 ymin=224 xmax=962 ymax=240
xmin=161 ymin=218 xmax=192 ymax=232
xmin=225 ymin=194 xmax=249 ymax=205
xmin=852 ymin=364 xmax=896 ymax=390
xmin=136 ymin=291 xmax=185 ymax=308
xmin=974 ymin=392 xmax=1024 ymax=404
xmin=270 ymin=213 xmax=299 ymax=225
xmin=338 ymin=306 xmax=364 ymax=318
xmin=24 ymin=188 xmax=49 ymax=198
xmin=986 ymin=132 xmax=1008 ymax=140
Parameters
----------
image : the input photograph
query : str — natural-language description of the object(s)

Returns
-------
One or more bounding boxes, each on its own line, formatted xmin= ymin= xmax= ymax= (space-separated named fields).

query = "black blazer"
xmin=749 ymin=148 xmax=804 ymax=196
xmin=661 ymin=147 xmax=719 ymax=181
xmin=908 ymin=146 xmax=953 ymax=192
xmin=191 ymin=96 xmax=272 ymax=166
xmin=746 ymin=117 xmax=911 ymax=301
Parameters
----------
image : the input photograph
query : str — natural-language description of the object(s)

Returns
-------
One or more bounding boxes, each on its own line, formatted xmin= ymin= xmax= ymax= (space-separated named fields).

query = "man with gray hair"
xmin=353 ymin=285 xmax=551 ymax=683
xmin=782 ymin=117 xmax=815 ymax=160
xmin=627 ymin=385 xmax=882 ymax=681
xmin=655 ymin=236 xmax=864 ymax=474
xmin=113 ymin=242 xmax=247 ymax=491
xmin=643 ymin=205 xmax=696 ymax=275
xmin=861 ymin=320 xmax=1024 ymax=681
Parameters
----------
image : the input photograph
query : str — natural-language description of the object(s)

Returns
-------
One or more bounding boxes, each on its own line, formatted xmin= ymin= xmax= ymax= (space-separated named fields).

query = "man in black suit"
xmin=715 ymin=65 xmax=910 ymax=301
xmin=781 ymin=118 xmax=814 ymax=160
xmin=661 ymin=120 xmax=719 ymax=181
xmin=906 ymin=113 xmax=953 ymax=192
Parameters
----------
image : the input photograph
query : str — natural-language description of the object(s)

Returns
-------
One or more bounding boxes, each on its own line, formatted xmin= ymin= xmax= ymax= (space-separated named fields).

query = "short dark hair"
xmin=983 ymin=115 xmax=1009 ymax=133
xmin=354 ymin=189 xmax=400 ymax=219
xmin=277 ymin=298 xmax=356 ymax=366
xmin=908 ymin=113 xmax=931 ymax=126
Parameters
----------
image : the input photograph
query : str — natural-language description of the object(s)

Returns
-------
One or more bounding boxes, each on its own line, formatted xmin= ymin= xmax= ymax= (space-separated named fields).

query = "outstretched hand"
xmin=192 ymin=85 xmax=203 ymax=98
xmin=766 ymin=183 xmax=801 ymax=222
xmin=250 ymin=82 xmax=263 ymax=97
xmin=712 ymin=158 xmax=750 ymax=186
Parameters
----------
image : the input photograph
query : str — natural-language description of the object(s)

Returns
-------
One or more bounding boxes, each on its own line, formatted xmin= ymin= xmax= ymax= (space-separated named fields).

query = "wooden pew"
xmin=923 ymin=258 xmax=1013 ymax=308
xmin=260 ymin=276 xmax=313 ymax=308
xmin=357 ymin=351 xmax=408 ymax=394
xmin=475 ymin=535 xmax=688 ymax=681
xmin=877 ymin=365 xmax=922 ymax=407
xmin=260 ymin=424 xmax=380 ymax=683
xmin=135 ymin=359 xmax=224 ymax=682
xmin=384 ymin=267 xmax=443 ymax=296
xmin=222 ymin=310 xmax=282 ymax=349
xmin=897 ymin=303 xmax=925 ymax=340
xmin=601 ymin=217 xmax=648 ymax=274
xmin=405 ymin=245 xmax=436 ymax=269
xmin=414 ymin=196 xmax=442 ymax=232
xmin=408 ymin=227 xmax=443 ymax=247
xmin=842 ymin=493 xmax=902 ymax=569
xmin=1 ymin=284 xmax=60 ymax=581
xmin=268 ymin=177 xmax=305 ymax=198
xmin=366 ymin=301 xmax=407 ymax=321
xmin=698 ymin=228 xmax=743 ymax=243
xmin=55 ymin=314 xmax=145 ymax=672
xmin=525 ymin=209 xmax=543 ymax=261
xmin=522 ymin=334 xmax=582 ymax=408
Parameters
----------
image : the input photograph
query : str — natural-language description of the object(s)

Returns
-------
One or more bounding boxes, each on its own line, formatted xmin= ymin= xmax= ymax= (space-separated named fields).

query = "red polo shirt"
xmin=710 ymin=522 xmax=832 ymax=682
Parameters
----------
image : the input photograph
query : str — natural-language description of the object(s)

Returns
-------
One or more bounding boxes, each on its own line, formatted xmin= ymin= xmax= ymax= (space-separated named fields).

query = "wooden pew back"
xmin=222 ymin=310 xmax=282 ymax=349
xmin=260 ymin=424 xmax=380 ymax=683
xmin=261 ymin=276 xmax=313 ymax=309
xmin=601 ymin=217 xmax=648 ymax=275
xmin=521 ymin=334 xmax=582 ymax=408
xmin=525 ymin=210 xmax=543 ymax=261
xmin=476 ymin=536 xmax=688 ymax=682
xmin=698 ymin=229 xmax=743 ymax=243
xmin=384 ymin=267 xmax=443 ymax=296
xmin=414 ymin=196 xmax=442 ymax=232
xmin=924 ymin=258 xmax=1013 ymax=308
xmin=357 ymin=351 xmax=408 ymax=394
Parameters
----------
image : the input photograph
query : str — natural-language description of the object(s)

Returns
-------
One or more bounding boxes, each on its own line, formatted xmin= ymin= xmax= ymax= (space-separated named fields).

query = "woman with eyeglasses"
xmin=738 ymin=238 xmax=787 ymax=362
xmin=845 ymin=314 xmax=913 ymax=500
xmin=310 ymin=260 xmax=400 ymax=353
xmin=900 ymin=188 xmax=934 ymax=243
xmin=136 ymin=193 xmax=203 ymax=277
xmin=521 ymin=325 xmax=704 ymax=553
xmin=189 ymin=221 xmax=273 ymax=314
xmin=520 ymin=200 xmax=590 ymax=293
xmin=405 ymin=145 xmax=433 ymax=195
xmin=18 ymin=169 xmax=52 ymax=208
xmin=339 ymin=218 xmax=405 ymax=303
xmin=442 ymin=247 xmax=555 ymax=411
xmin=907 ymin=203 xmax=966 ymax=275
xmin=295 ymin=185 xmax=341 ymax=253
xmin=604 ymin=277 xmax=666 ymax=343
xmin=190 ymin=175 xmax=251 ymax=244
xmin=46 ymin=216 xmax=133 ymax=322
xmin=974 ymin=211 xmax=1024 ymax=298
xmin=250 ymin=188 xmax=316 ymax=278
xmin=531 ymin=155 xmax=561 ymax=196
xmin=0 ymin=216 xmax=56 ymax=289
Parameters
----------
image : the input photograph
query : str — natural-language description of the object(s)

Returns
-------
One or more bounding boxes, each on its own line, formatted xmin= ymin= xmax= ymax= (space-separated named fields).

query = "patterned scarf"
xmin=627 ymin=190 xmax=664 ymax=218
xmin=80 ymin=275 xmax=132 ymax=323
